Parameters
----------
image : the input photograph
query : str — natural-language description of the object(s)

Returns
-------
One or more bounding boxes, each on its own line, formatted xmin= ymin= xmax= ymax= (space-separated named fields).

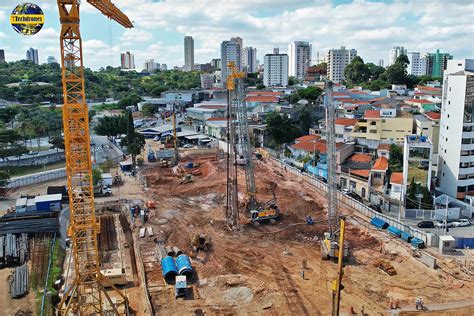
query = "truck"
xmin=93 ymin=185 xmax=112 ymax=197
xmin=148 ymin=151 xmax=157 ymax=162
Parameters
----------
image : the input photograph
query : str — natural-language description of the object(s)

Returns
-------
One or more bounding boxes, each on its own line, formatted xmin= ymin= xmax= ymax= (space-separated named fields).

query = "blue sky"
xmin=0 ymin=0 xmax=473 ymax=70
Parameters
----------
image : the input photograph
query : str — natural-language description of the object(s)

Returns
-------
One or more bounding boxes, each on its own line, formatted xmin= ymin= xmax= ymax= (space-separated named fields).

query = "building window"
xmin=362 ymin=188 xmax=366 ymax=198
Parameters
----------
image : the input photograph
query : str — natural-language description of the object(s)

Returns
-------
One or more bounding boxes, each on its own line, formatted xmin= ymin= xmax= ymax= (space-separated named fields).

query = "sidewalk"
xmin=390 ymin=299 xmax=474 ymax=315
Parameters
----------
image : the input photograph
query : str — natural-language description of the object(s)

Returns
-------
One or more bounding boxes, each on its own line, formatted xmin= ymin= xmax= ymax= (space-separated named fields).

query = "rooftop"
xmin=416 ymin=85 xmax=441 ymax=92
xmin=364 ymin=110 xmax=380 ymax=119
xmin=425 ymin=111 xmax=441 ymax=120
xmin=405 ymin=99 xmax=435 ymax=104
xmin=348 ymin=153 xmax=373 ymax=163
xmin=372 ymin=156 xmax=389 ymax=171
xmin=295 ymin=135 xmax=320 ymax=142
xmin=350 ymin=169 xmax=370 ymax=178
xmin=378 ymin=143 xmax=391 ymax=150
xmin=390 ymin=172 xmax=403 ymax=185
xmin=335 ymin=118 xmax=357 ymax=126
xmin=245 ymin=96 xmax=279 ymax=103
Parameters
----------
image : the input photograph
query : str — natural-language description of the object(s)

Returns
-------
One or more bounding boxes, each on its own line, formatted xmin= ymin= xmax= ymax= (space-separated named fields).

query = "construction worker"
xmin=415 ymin=297 xmax=424 ymax=310
xmin=300 ymin=270 xmax=305 ymax=280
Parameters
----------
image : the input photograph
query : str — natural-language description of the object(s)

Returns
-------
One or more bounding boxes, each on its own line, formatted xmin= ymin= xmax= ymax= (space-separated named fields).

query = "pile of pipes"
xmin=0 ymin=234 xmax=29 ymax=267
xmin=9 ymin=264 xmax=29 ymax=298
xmin=0 ymin=211 xmax=59 ymax=235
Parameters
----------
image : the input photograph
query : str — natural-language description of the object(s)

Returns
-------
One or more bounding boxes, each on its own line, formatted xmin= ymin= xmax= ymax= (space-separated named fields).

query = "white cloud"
xmin=120 ymin=28 xmax=153 ymax=43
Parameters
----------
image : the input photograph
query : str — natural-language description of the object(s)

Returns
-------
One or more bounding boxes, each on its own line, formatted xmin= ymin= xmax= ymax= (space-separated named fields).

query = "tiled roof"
xmin=390 ymin=172 xmax=404 ymax=185
xmin=350 ymin=169 xmax=370 ymax=178
xmin=245 ymin=96 xmax=279 ymax=103
xmin=291 ymin=140 xmax=327 ymax=153
xmin=198 ymin=105 xmax=226 ymax=109
xmin=368 ymin=97 xmax=387 ymax=103
xmin=295 ymin=135 xmax=320 ymax=142
xmin=372 ymin=156 xmax=389 ymax=171
xmin=405 ymin=99 xmax=434 ymax=104
xmin=354 ymin=101 xmax=370 ymax=105
xmin=350 ymin=90 xmax=368 ymax=95
xmin=416 ymin=85 xmax=441 ymax=92
xmin=424 ymin=111 xmax=441 ymax=120
xmin=364 ymin=110 xmax=380 ymax=119
xmin=247 ymin=91 xmax=282 ymax=96
xmin=336 ymin=98 xmax=358 ymax=103
xmin=333 ymin=92 xmax=350 ymax=97
xmin=335 ymin=118 xmax=357 ymax=126
xmin=348 ymin=153 xmax=373 ymax=163
xmin=378 ymin=143 xmax=391 ymax=150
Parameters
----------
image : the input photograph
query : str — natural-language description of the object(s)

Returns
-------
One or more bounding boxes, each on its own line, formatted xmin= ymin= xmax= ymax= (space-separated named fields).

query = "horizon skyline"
xmin=0 ymin=0 xmax=473 ymax=70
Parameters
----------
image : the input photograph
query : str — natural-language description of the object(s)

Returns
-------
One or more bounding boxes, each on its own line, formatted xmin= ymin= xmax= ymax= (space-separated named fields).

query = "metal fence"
xmin=7 ymin=168 xmax=66 ymax=189
xmin=270 ymin=156 xmax=432 ymax=246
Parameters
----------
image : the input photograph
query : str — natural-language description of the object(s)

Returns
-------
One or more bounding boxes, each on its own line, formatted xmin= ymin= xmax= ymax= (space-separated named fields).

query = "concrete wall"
xmin=0 ymin=151 xmax=64 ymax=167
xmin=7 ymin=168 xmax=66 ymax=189
xmin=270 ymin=156 xmax=434 ymax=246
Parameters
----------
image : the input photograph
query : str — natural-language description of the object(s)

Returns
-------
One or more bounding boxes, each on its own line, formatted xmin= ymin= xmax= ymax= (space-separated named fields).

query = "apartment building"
xmin=327 ymin=46 xmax=357 ymax=83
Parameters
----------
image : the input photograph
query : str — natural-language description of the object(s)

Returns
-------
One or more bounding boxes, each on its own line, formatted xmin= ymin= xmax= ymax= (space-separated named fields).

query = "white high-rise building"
xmin=26 ymin=48 xmax=39 ymax=64
xmin=242 ymin=47 xmax=257 ymax=73
xmin=389 ymin=46 xmax=407 ymax=66
xmin=407 ymin=52 xmax=428 ymax=76
xmin=161 ymin=64 xmax=167 ymax=71
xmin=326 ymin=46 xmax=357 ymax=83
xmin=144 ymin=59 xmax=158 ymax=72
xmin=263 ymin=53 xmax=288 ymax=87
xmin=47 ymin=56 xmax=57 ymax=64
xmin=288 ymin=41 xmax=311 ymax=79
xmin=221 ymin=40 xmax=241 ymax=87
xmin=438 ymin=59 xmax=474 ymax=200
xmin=230 ymin=37 xmax=243 ymax=68
xmin=120 ymin=51 xmax=135 ymax=69
xmin=184 ymin=36 xmax=194 ymax=72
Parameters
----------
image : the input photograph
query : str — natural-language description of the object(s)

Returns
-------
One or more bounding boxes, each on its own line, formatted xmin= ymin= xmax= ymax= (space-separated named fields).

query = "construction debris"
xmin=373 ymin=259 xmax=397 ymax=276
xmin=9 ymin=264 xmax=29 ymax=298
xmin=191 ymin=233 xmax=212 ymax=252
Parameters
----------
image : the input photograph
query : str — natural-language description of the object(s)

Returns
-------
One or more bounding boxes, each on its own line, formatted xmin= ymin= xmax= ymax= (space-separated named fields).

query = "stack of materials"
xmin=1 ymin=234 xmax=29 ymax=266
xmin=10 ymin=264 xmax=29 ymax=298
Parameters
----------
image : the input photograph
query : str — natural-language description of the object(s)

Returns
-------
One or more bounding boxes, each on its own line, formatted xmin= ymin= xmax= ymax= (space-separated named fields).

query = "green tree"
xmin=94 ymin=115 xmax=127 ymax=137
xmin=366 ymin=63 xmax=385 ymax=80
xmin=298 ymin=106 xmax=314 ymax=134
xmin=0 ymin=129 xmax=28 ymax=160
xmin=388 ymin=144 xmax=403 ymax=172
xmin=117 ymin=93 xmax=142 ymax=109
xmin=88 ymin=109 xmax=96 ymax=122
xmin=256 ymin=84 xmax=265 ymax=90
xmin=385 ymin=54 xmax=409 ymax=85
xmin=121 ymin=111 xmax=145 ymax=167
xmin=298 ymin=86 xmax=323 ymax=103
xmin=0 ymin=170 xmax=9 ymax=187
xmin=92 ymin=168 xmax=103 ymax=186
xmin=50 ymin=135 xmax=65 ymax=150
xmin=344 ymin=56 xmax=370 ymax=84
xmin=141 ymin=104 xmax=157 ymax=117
xmin=265 ymin=111 xmax=301 ymax=146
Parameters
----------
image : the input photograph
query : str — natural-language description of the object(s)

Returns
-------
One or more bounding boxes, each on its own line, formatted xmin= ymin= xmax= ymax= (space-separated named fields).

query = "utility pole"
xmin=444 ymin=196 xmax=449 ymax=236
xmin=173 ymin=101 xmax=178 ymax=165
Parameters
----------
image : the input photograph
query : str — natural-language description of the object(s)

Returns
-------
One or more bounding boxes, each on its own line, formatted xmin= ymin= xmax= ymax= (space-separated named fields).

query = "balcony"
xmin=460 ymin=155 xmax=474 ymax=163
xmin=462 ymin=131 xmax=474 ymax=139
xmin=458 ymin=166 xmax=474 ymax=175
xmin=461 ymin=143 xmax=474 ymax=151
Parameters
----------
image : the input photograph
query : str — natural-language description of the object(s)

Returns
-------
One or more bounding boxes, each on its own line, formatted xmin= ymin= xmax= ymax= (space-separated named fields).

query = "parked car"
xmin=454 ymin=219 xmax=472 ymax=227
xmin=347 ymin=192 xmax=363 ymax=203
xmin=153 ymin=136 xmax=160 ymax=141
xmin=368 ymin=204 xmax=382 ymax=213
xmin=182 ymin=144 xmax=193 ymax=148
xmin=435 ymin=220 xmax=456 ymax=228
xmin=417 ymin=221 xmax=435 ymax=228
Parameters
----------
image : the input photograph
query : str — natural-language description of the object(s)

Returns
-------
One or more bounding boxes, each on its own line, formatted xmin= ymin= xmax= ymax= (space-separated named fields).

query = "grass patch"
xmin=93 ymin=103 xmax=123 ymax=111
xmin=1 ymin=161 xmax=66 ymax=177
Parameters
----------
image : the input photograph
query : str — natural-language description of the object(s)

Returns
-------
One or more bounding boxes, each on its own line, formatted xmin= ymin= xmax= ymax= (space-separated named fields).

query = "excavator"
xmin=248 ymin=182 xmax=281 ymax=226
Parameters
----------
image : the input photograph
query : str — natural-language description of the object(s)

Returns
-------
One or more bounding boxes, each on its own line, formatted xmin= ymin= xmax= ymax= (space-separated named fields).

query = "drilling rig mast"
xmin=56 ymin=0 xmax=132 ymax=314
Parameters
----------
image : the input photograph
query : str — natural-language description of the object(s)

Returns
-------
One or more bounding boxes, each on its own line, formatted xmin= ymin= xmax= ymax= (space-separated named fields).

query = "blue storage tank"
xmin=176 ymin=254 xmax=194 ymax=279
xmin=161 ymin=256 xmax=178 ymax=284
xmin=387 ymin=226 xmax=402 ymax=237
xmin=187 ymin=162 xmax=194 ymax=168
xmin=371 ymin=217 xmax=389 ymax=229
xmin=411 ymin=238 xmax=425 ymax=249
xmin=400 ymin=232 xmax=413 ymax=242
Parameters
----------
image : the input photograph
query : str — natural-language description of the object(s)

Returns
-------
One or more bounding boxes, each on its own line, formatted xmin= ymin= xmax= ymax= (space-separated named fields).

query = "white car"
xmin=454 ymin=219 xmax=472 ymax=227
xmin=153 ymin=136 xmax=160 ymax=141
xmin=435 ymin=220 xmax=456 ymax=228
xmin=182 ymin=144 xmax=193 ymax=148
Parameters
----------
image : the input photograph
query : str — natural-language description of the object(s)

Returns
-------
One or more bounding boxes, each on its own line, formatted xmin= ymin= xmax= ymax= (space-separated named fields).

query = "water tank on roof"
xmin=420 ymin=136 xmax=427 ymax=142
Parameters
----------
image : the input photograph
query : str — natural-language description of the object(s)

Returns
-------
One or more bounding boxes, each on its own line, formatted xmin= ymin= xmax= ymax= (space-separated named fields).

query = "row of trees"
xmin=344 ymin=55 xmax=441 ymax=90
xmin=0 ymin=61 xmax=201 ymax=104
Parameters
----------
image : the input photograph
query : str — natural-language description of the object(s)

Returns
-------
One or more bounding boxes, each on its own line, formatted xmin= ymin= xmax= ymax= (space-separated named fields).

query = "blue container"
xmin=387 ymin=226 xmax=402 ymax=237
xmin=400 ymin=232 xmax=413 ymax=242
xmin=411 ymin=238 xmax=425 ymax=249
xmin=187 ymin=162 xmax=194 ymax=168
xmin=371 ymin=217 xmax=389 ymax=229
xmin=176 ymin=254 xmax=194 ymax=279
xmin=161 ymin=256 xmax=178 ymax=284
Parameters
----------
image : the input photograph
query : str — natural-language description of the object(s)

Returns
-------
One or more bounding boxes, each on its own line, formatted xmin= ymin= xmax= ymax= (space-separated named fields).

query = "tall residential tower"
xmin=288 ymin=41 xmax=311 ymax=79
xmin=221 ymin=40 xmax=241 ymax=87
xmin=327 ymin=46 xmax=357 ymax=83
xmin=184 ymin=36 xmax=194 ymax=72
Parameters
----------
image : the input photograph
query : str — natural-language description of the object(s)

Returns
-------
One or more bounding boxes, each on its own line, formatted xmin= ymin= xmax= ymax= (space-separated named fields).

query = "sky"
xmin=0 ymin=0 xmax=473 ymax=70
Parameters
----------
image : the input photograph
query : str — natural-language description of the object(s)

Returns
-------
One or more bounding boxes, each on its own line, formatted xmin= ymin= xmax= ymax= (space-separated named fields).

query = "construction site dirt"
xmin=133 ymin=155 xmax=474 ymax=315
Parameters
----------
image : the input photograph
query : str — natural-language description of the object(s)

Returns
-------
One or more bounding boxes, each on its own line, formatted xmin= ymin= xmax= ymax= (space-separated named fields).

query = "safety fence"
xmin=270 ymin=156 xmax=433 ymax=246
xmin=7 ymin=168 xmax=66 ymax=189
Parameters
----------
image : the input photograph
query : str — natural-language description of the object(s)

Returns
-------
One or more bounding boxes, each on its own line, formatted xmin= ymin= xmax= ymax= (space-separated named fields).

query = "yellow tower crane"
xmin=56 ymin=0 xmax=132 ymax=314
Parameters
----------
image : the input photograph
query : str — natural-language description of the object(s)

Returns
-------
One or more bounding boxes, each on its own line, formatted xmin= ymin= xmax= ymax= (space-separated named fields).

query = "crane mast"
xmin=56 ymin=0 xmax=132 ymax=314
xmin=325 ymin=81 xmax=338 ymax=236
